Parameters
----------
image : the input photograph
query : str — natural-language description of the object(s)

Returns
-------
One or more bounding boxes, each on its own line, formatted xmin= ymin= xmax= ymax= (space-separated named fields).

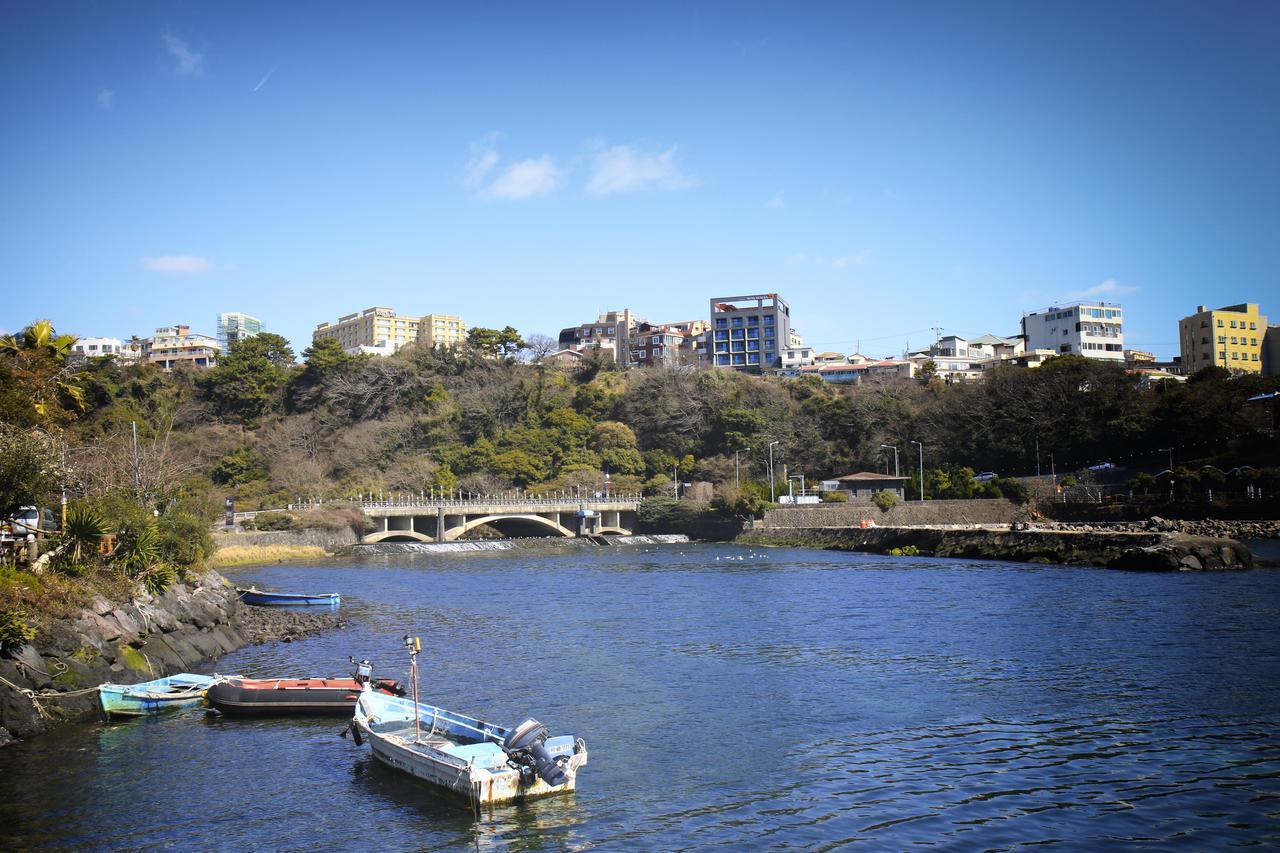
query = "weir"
xmin=338 ymin=496 xmax=642 ymax=543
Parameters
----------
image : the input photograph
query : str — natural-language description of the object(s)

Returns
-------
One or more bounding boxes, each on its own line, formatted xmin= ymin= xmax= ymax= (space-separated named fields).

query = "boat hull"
xmin=352 ymin=690 xmax=587 ymax=806
xmin=236 ymin=588 xmax=340 ymax=607
xmin=99 ymin=674 xmax=221 ymax=718
xmin=206 ymin=677 xmax=401 ymax=717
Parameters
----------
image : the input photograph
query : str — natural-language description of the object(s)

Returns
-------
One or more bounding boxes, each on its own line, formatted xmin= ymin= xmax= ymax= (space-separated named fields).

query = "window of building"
xmin=715 ymin=318 xmax=727 ymax=329
xmin=746 ymin=327 xmax=759 ymax=339
xmin=1217 ymin=319 xmax=1224 ymax=327
xmin=747 ymin=353 xmax=760 ymax=364
xmin=1253 ymin=353 xmax=1260 ymax=361
xmin=1230 ymin=320 xmax=1237 ymax=328
xmin=747 ymin=315 xmax=760 ymax=325
xmin=717 ymin=354 xmax=730 ymax=365
xmin=764 ymin=315 xmax=775 ymax=326
xmin=1250 ymin=322 xmax=1257 ymax=330
xmin=1232 ymin=351 xmax=1239 ymax=360
xmin=1231 ymin=336 xmax=1238 ymax=344
xmin=1219 ymin=335 xmax=1226 ymax=343
xmin=732 ymin=317 xmax=744 ymax=327
xmin=1060 ymin=344 xmax=1071 ymax=352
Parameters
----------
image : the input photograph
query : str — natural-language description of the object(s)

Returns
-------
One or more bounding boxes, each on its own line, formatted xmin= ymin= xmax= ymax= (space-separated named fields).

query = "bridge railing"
xmin=284 ymin=493 xmax=642 ymax=512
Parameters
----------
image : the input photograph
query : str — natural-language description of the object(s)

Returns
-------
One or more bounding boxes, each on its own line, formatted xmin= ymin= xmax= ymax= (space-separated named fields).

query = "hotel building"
xmin=708 ymin=293 xmax=791 ymax=370
xmin=144 ymin=325 xmax=220 ymax=370
xmin=314 ymin=307 xmax=423 ymax=356
xmin=1178 ymin=303 xmax=1268 ymax=374
xmin=417 ymin=313 xmax=467 ymax=348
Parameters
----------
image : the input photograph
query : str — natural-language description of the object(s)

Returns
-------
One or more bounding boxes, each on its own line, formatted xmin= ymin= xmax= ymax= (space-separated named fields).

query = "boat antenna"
xmin=404 ymin=635 xmax=422 ymax=742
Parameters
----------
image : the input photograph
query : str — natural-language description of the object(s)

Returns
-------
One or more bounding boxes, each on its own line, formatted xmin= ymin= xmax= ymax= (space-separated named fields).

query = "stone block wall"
xmin=762 ymin=498 xmax=1022 ymax=528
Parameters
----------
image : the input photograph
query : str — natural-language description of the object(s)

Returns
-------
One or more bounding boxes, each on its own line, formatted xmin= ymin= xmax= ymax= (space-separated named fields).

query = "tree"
xmin=467 ymin=326 xmax=525 ymax=361
xmin=0 ymin=424 xmax=65 ymax=513
xmin=200 ymin=333 xmax=295 ymax=423
xmin=521 ymin=333 xmax=559 ymax=363
xmin=0 ymin=320 xmax=85 ymax=425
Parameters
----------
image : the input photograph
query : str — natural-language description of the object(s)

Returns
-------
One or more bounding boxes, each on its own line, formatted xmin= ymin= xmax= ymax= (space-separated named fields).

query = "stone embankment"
xmin=0 ymin=569 xmax=339 ymax=746
xmin=738 ymin=526 xmax=1254 ymax=572
xmin=209 ymin=526 xmax=359 ymax=567
xmin=1036 ymin=517 xmax=1279 ymax=541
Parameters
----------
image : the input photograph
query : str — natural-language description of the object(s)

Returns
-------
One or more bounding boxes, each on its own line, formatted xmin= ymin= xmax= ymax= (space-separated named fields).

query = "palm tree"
xmin=0 ymin=320 xmax=85 ymax=421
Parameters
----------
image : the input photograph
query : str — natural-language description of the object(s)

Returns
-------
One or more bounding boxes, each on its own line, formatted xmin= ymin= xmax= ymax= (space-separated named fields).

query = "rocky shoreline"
xmin=0 ymin=569 xmax=341 ymax=746
xmin=1035 ymin=517 xmax=1280 ymax=540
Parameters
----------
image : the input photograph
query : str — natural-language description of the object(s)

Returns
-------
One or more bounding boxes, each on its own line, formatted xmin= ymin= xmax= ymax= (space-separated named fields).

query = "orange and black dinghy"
xmin=206 ymin=675 xmax=404 ymax=717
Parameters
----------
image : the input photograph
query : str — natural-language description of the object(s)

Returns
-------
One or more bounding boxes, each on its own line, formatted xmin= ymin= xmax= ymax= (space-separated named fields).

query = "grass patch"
xmin=209 ymin=544 xmax=329 ymax=567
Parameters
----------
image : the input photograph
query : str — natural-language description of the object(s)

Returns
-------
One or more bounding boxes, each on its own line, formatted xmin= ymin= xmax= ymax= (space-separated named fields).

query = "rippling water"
xmin=3 ymin=545 xmax=1279 ymax=849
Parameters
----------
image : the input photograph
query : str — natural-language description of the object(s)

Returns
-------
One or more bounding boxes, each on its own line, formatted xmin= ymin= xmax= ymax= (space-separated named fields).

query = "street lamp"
xmin=910 ymin=440 xmax=924 ymax=502
xmin=1159 ymin=447 xmax=1174 ymax=472
xmin=768 ymin=440 xmax=780 ymax=502
xmin=735 ymin=446 xmax=751 ymax=489
xmin=879 ymin=444 xmax=899 ymax=477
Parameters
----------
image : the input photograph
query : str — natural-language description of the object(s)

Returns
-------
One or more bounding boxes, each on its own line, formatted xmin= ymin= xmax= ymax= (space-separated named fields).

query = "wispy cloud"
xmin=1069 ymin=278 xmax=1139 ymax=298
xmin=97 ymin=88 xmax=114 ymax=110
xmin=586 ymin=143 xmax=693 ymax=194
xmin=465 ymin=133 xmax=501 ymax=189
xmin=140 ymin=255 xmax=212 ymax=274
xmin=488 ymin=157 xmax=561 ymax=199
xmin=767 ymin=191 xmax=785 ymax=209
xmin=790 ymin=250 xmax=871 ymax=270
xmin=162 ymin=33 xmax=204 ymax=76
xmin=252 ymin=66 xmax=277 ymax=92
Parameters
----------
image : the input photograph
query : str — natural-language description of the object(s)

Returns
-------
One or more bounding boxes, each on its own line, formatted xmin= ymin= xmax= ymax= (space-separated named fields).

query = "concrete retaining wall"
xmin=763 ymin=498 xmax=1022 ymax=528
xmin=212 ymin=527 xmax=358 ymax=551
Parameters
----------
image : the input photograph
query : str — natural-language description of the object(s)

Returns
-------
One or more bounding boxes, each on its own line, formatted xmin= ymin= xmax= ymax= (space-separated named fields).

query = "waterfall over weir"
xmin=355 ymin=534 xmax=689 ymax=555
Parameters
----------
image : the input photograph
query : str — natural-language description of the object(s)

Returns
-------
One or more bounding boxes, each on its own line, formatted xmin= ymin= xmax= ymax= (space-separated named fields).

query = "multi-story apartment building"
xmin=628 ymin=322 xmax=685 ymax=368
xmin=314 ymin=307 xmax=423 ymax=356
xmin=1178 ymin=303 xmax=1268 ymax=374
xmin=708 ymin=293 xmax=791 ymax=370
xmin=70 ymin=336 xmax=142 ymax=363
xmin=1021 ymin=302 xmax=1124 ymax=360
xmin=1264 ymin=326 xmax=1280 ymax=377
xmin=216 ymin=312 xmax=263 ymax=352
xmin=144 ymin=325 xmax=220 ymax=370
xmin=557 ymin=309 xmax=637 ymax=366
xmin=417 ymin=313 xmax=467 ymax=348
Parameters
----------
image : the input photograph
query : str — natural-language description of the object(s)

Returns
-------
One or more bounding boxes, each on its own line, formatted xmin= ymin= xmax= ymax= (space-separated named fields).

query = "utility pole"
xmin=131 ymin=421 xmax=141 ymax=490
xmin=768 ymin=440 xmax=780 ymax=502
xmin=910 ymin=440 xmax=924 ymax=502
xmin=735 ymin=446 xmax=751 ymax=489
xmin=880 ymin=444 xmax=899 ymax=477
xmin=1159 ymin=447 xmax=1174 ymax=472
xmin=1035 ymin=436 xmax=1041 ymax=477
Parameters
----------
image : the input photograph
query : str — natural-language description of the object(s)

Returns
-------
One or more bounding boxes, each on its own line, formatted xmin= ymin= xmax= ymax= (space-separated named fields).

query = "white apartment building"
xmin=71 ymin=336 xmax=142 ymax=363
xmin=1021 ymin=302 xmax=1124 ymax=360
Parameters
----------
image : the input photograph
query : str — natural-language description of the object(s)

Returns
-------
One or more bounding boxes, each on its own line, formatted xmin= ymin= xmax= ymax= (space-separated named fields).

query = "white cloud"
xmin=97 ymin=88 xmax=114 ymax=109
xmin=140 ymin=255 xmax=212 ymax=273
xmin=465 ymin=133 xmax=500 ymax=188
xmin=162 ymin=33 xmax=204 ymax=76
xmin=586 ymin=143 xmax=693 ymax=194
xmin=1069 ymin=278 xmax=1139 ymax=298
xmin=488 ymin=157 xmax=561 ymax=199
xmin=767 ymin=191 xmax=785 ymax=209
xmin=791 ymin=250 xmax=871 ymax=270
xmin=831 ymin=250 xmax=871 ymax=270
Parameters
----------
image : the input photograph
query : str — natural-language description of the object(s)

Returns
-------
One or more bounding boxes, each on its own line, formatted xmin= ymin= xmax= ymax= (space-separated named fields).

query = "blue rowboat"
xmin=237 ymin=587 xmax=340 ymax=607
xmin=99 ymin=673 xmax=224 ymax=718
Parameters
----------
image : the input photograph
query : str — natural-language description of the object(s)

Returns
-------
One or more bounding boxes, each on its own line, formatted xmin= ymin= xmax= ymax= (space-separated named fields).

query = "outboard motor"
xmin=350 ymin=657 xmax=373 ymax=686
xmin=502 ymin=719 xmax=569 ymax=787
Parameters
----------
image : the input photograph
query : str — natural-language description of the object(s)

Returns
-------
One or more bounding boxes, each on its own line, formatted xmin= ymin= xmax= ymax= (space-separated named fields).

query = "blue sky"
xmin=2 ymin=1 xmax=1277 ymax=359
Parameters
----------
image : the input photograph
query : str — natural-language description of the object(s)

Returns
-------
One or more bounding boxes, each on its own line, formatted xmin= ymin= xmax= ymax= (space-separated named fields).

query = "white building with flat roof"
xmin=1020 ymin=302 xmax=1124 ymax=360
xmin=217 ymin=312 xmax=263 ymax=351
xmin=709 ymin=293 xmax=791 ymax=370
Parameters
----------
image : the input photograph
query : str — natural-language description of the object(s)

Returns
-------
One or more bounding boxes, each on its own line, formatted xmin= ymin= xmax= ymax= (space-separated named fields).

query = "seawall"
xmin=762 ymin=499 xmax=1023 ymax=529
xmin=209 ymin=526 xmax=359 ymax=567
xmin=737 ymin=526 xmax=1254 ymax=571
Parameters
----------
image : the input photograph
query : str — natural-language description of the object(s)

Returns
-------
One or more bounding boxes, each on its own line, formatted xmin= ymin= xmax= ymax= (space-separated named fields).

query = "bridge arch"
xmin=363 ymin=529 xmax=433 ymax=543
xmin=597 ymin=526 xmax=632 ymax=536
xmin=446 ymin=514 xmax=575 ymax=541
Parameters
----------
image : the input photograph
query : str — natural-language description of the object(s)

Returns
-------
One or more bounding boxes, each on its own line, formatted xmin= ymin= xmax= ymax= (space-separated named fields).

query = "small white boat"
xmin=98 ymin=673 xmax=224 ymax=718
xmin=349 ymin=680 xmax=587 ymax=806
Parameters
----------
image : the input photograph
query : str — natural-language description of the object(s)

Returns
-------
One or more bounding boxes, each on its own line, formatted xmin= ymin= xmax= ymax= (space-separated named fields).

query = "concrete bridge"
xmin=312 ymin=495 xmax=642 ymax=543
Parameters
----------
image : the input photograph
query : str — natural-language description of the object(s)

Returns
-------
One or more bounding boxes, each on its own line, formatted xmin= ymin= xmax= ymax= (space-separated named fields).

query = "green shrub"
xmin=156 ymin=511 xmax=214 ymax=566
xmin=62 ymin=505 xmax=109 ymax=566
xmin=993 ymin=477 xmax=1031 ymax=505
xmin=0 ymin=608 xmax=36 ymax=651
xmin=872 ymin=490 xmax=898 ymax=512
xmin=822 ymin=490 xmax=848 ymax=503
xmin=888 ymin=545 xmax=920 ymax=556
xmin=252 ymin=512 xmax=295 ymax=531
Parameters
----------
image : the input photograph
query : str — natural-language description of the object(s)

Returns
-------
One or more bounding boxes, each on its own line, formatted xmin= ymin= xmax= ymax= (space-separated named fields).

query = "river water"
xmin=3 ymin=543 xmax=1280 ymax=849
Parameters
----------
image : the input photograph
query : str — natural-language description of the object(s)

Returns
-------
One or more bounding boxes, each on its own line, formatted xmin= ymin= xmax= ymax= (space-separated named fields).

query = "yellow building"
xmin=313 ymin=307 xmax=420 ymax=355
xmin=1179 ymin=303 xmax=1268 ymax=374
xmin=417 ymin=313 xmax=467 ymax=348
